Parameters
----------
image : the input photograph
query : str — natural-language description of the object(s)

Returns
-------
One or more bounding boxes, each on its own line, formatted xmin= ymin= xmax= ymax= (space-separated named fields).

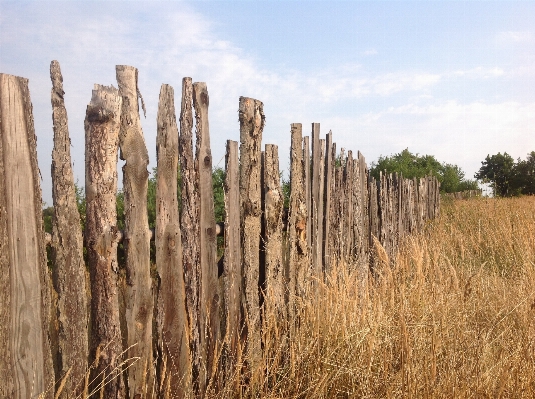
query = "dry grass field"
xmin=211 ymin=196 xmax=535 ymax=398
xmin=46 ymin=196 xmax=535 ymax=398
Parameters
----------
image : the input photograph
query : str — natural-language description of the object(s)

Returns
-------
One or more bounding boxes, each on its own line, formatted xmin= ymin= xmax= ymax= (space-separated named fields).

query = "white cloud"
xmin=496 ymin=31 xmax=533 ymax=43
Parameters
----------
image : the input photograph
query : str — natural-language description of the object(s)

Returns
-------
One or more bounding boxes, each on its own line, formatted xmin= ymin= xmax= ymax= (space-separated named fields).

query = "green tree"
xmin=370 ymin=148 xmax=478 ymax=193
xmin=475 ymin=152 xmax=515 ymax=197
xmin=511 ymin=152 xmax=535 ymax=196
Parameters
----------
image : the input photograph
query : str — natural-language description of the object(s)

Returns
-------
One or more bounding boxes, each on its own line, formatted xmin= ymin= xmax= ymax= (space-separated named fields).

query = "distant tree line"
xmin=369 ymin=148 xmax=479 ymax=193
xmin=475 ymin=151 xmax=535 ymax=197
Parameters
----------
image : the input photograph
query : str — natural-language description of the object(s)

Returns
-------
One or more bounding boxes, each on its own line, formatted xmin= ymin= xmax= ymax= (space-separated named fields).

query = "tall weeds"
xmin=210 ymin=196 xmax=535 ymax=398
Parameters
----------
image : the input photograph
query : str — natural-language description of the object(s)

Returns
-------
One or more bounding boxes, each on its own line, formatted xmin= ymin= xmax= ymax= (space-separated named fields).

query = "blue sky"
xmin=1 ymin=1 xmax=534 ymax=203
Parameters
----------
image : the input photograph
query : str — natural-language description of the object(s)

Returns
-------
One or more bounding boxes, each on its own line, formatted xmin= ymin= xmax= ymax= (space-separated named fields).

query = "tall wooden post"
xmin=0 ymin=73 xmax=54 ymax=399
xmin=222 ymin=140 xmax=241 ymax=381
xmin=193 ymin=82 xmax=220 ymax=392
xmin=85 ymin=84 xmax=124 ymax=399
xmin=50 ymin=61 xmax=88 ymax=398
xmin=178 ymin=77 xmax=203 ymax=396
xmin=116 ymin=65 xmax=154 ymax=398
xmin=156 ymin=83 xmax=192 ymax=397
xmin=239 ymin=96 xmax=265 ymax=383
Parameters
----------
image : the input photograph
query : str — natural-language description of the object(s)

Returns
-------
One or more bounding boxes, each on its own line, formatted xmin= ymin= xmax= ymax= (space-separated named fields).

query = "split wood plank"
xmin=193 ymin=82 xmax=220 ymax=392
xmin=116 ymin=65 xmax=154 ymax=398
xmin=222 ymin=140 xmax=241 ymax=378
xmin=84 ymin=84 xmax=124 ymax=399
xmin=0 ymin=73 xmax=54 ymax=399
xmin=323 ymin=132 xmax=333 ymax=275
xmin=239 ymin=96 xmax=265 ymax=384
xmin=178 ymin=77 xmax=203 ymax=397
xmin=263 ymin=144 xmax=285 ymax=319
xmin=156 ymin=83 xmax=192 ymax=397
xmin=303 ymin=136 xmax=311 ymax=249
xmin=50 ymin=60 xmax=88 ymax=399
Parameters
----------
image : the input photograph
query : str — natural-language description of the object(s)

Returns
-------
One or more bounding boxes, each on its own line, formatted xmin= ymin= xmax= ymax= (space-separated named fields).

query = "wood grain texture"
xmin=239 ymin=96 xmax=265 ymax=382
xmin=85 ymin=83 xmax=124 ymax=399
xmin=178 ymin=77 xmax=203 ymax=397
xmin=263 ymin=144 xmax=285 ymax=319
xmin=303 ymin=136 xmax=311 ymax=249
xmin=116 ymin=65 xmax=153 ymax=398
xmin=0 ymin=73 xmax=54 ymax=399
xmin=193 ymin=82 xmax=220 ymax=394
xmin=222 ymin=140 xmax=241 ymax=380
xmin=311 ymin=124 xmax=322 ymax=278
xmin=323 ymin=132 xmax=333 ymax=275
xmin=156 ymin=83 xmax=192 ymax=397
xmin=288 ymin=123 xmax=309 ymax=304
xmin=50 ymin=60 xmax=88 ymax=398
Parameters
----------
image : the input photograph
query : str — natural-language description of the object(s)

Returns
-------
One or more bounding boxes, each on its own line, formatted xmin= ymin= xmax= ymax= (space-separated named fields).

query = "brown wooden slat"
xmin=116 ymin=64 xmax=154 ymax=397
xmin=193 ymin=82 xmax=220 ymax=391
xmin=85 ymin=83 xmax=124 ymax=399
xmin=178 ymin=77 xmax=203 ymax=396
xmin=239 ymin=96 xmax=265 ymax=384
xmin=156 ymin=83 xmax=192 ymax=397
xmin=0 ymin=73 xmax=54 ymax=399
xmin=50 ymin=60 xmax=88 ymax=398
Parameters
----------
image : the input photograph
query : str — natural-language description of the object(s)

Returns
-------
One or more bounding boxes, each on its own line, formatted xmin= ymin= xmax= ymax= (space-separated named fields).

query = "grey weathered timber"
xmin=0 ymin=73 xmax=54 ymax=399
xmin=317 ymin=138 xmax=326 ymax=276
xmin=368 ymin=175 xmax=379 ymax=268
xmin=156 ymin=84 xmax=192 ymax=397
xmin=239 ymin=96 xmax=265 ymax=382
xmin=323 ymin=132 xmax=333 ymax=275
xmin=193 ymin=82 xmax=220 ymax=392
xmin=263 ymin=144 xmax=285 ymax=319
xmin=116 ymin=65 xmax=154 ymax=398
xmin=311 ymin=123 xmax=322 ymax=278
xmin=288 ymin=123 xmax=309 ymax=305
xmin=178 ymin=77 xmax=202 ymax=397
xmin=354 ymin=152 xmax=369 ymax=286
xmin=50 ymin=60 xmax=88 ymax=398
xmin=222 ymin=140 xmax=241 ymax=378
xmin=344 ymin=151 xmax=354 ymax=264
xmin=84 ymin=84 xmax=124 ymax=398
xmin=303 ymin=136 xmax=311 ymax=249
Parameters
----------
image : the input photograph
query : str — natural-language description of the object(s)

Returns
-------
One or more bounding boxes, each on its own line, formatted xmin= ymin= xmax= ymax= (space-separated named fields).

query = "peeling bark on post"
xmin=156 ymin=84 xmax=192 ymax=397
xmin=239 ymin=96 xmax=264 ymax=381
xmin=288 ymin=123 xmax=309 ymax=306
xmin=222 ymin=140 xmax=241 ymax=380
xmin=85 ymin=84 xmax=124 ymax=399
xmin=193 ymin=82 xmax=220 ymax=393
xmin=116 ymin=65 xmax=153 ymax=398
xmin=178 ymin=77 xmax=202 ymax=397
xmin=0 ymin=73 xmax=54 ymax=399
xmin=263 ymin=144 xmax=285 ymax=319
xmin=50 ymin=61 xmax=88 ymax=398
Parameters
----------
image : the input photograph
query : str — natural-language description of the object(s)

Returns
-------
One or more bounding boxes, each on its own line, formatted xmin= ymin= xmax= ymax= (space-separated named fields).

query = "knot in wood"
xmin=204 ymin=155 xmax=211 ymax=166
xmin=200 ymin=91 xmax=209 ymax=106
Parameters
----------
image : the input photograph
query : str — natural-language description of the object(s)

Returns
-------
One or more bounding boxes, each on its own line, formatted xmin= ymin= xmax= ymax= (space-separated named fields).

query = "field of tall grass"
xmin=46 ymin=196 xmax=534 ymax=398
xmin=211 ymin=196 xmax=535 ymax=398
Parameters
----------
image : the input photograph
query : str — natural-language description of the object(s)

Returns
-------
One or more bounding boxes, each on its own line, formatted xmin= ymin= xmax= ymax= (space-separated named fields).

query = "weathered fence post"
xmin=263 ymin=144 xmax=285 ymax=319
xmin=50 ymin=60 xmax=88 ymax=398
xmin=156 ymin=83 xmax=192 ymax=397
xmin=178 ymin=77 xmax=203 ymax=396
xmin=193 ymin=82 xmax=220 ymax=392
xmin=116 ymin=65 xmax=154 ymax=398
xmin=288 ymin=123 xmax=309 ymax=303
xmin=222 ymin=140 xmax=241 ymax=383
xmin=303 ymin=136 xmax=311 ymax=249
xmin=85 ymin=84 xmax=124 ymax=398
xmin=239 ymin=96 xmax=265 ymax=383
xmin=0 ymin=73 xmax=54 ymax=399
xmin=323 ymin=132 xmax=333 ymax=275
xmin=311 ymin=124 xmax=324 ymax=278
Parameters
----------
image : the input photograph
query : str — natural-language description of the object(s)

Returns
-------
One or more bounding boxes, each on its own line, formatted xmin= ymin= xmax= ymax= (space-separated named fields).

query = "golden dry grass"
xmin=209 ymin=196 xmax=535 ymax=398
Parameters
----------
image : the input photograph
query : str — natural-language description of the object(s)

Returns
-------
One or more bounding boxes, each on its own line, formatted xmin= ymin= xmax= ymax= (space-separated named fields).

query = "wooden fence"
xmin=0 ymin=62 xmax=440 ymax=398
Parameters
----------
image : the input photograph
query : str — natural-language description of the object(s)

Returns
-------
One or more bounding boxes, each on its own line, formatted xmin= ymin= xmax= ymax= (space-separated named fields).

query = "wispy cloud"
xmin=362 ymin=49 xmax=378 ymax=56
xmin=496 ymin=31 xmax=532 ymax=43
